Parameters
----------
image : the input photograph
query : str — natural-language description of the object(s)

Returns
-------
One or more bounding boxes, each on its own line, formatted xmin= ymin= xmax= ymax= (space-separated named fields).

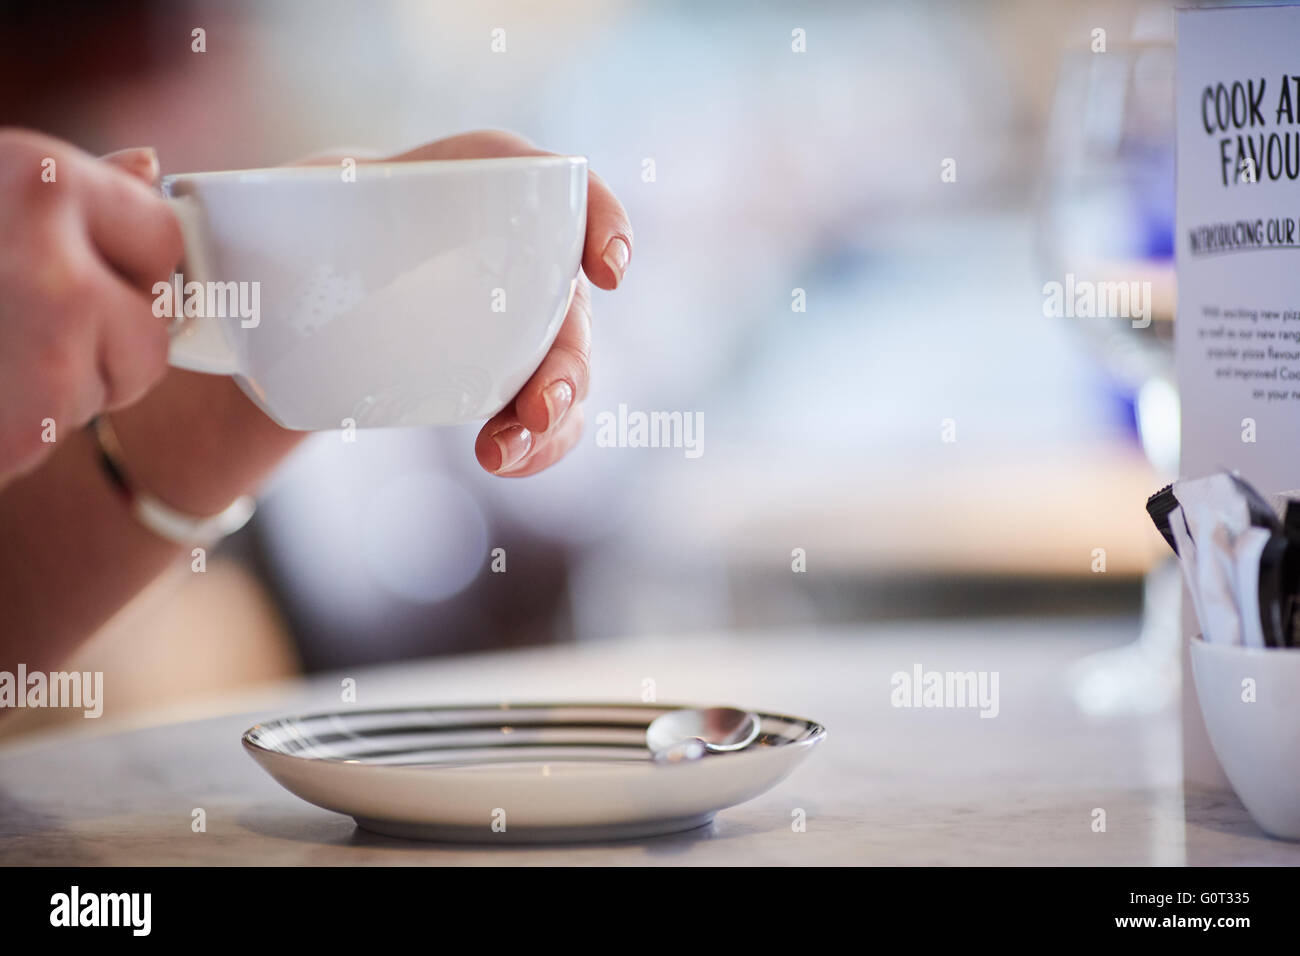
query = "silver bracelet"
xmin=90 ymin=415 xmax=256 ymax=547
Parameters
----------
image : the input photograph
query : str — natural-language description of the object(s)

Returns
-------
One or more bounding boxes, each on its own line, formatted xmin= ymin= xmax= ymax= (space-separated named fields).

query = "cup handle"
xmin=165 ymin=196 xmax=241 ymax=375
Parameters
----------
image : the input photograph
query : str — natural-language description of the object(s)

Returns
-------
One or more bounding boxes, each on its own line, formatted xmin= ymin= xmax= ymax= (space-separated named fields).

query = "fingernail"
xmin=491 ymin=424 xmax=532 ymax=472
xmin=102 ymin=147 xmax=159 ymax=184
xmin=542 ymin=381 xmax=573 ymax=431
xmin=601 ymin=236 xmax=630 ymax=287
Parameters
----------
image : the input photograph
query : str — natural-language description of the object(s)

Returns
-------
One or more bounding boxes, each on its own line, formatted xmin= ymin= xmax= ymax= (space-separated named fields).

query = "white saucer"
xmin=242 ymin=703 xmax=825 ymax=842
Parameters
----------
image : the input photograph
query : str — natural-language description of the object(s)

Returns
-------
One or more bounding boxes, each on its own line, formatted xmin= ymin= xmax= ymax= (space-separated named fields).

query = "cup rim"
xmin=163 ymin=154 xmax=587 ymax=185
xmin=1189 ymin=633 xmax=1300 ymax=655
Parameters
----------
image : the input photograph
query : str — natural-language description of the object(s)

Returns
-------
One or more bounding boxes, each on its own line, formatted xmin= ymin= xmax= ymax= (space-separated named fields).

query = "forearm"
xmin=0 ymin=370 xmax=305 ymax=672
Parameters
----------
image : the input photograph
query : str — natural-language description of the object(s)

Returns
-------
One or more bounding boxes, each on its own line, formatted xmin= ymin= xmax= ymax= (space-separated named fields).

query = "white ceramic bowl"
xmin=1189 ymin=635 xmax=1300 ymax=840
xmin=163 ymin=156 xmax=587 ymax=430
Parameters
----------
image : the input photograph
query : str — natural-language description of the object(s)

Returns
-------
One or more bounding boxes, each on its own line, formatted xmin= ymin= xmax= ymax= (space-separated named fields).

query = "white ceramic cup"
xmin=1188 ymin=634 xmax=1300 ymax=840
xmin=160 ymin=156 xmax=587 ymax=430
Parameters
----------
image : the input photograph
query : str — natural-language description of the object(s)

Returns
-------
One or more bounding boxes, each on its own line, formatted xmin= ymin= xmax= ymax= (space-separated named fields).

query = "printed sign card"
xmin=1177 ymin=4 xmax=1300 ymax=784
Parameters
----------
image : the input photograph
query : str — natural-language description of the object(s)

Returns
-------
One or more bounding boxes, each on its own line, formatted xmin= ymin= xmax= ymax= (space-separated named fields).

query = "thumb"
xmin=100 ymin=146 xmax=160 ymax=186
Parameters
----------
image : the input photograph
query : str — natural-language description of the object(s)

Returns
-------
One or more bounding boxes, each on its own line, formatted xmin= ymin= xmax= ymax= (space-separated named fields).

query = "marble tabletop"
xmin=1 ymin=615 xmax=1296 ymax=865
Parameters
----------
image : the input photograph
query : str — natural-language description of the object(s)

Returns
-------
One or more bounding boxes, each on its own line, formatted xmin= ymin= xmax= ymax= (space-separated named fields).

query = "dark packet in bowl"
xmin=1146 ymin=473 xmax=1299 ymax=648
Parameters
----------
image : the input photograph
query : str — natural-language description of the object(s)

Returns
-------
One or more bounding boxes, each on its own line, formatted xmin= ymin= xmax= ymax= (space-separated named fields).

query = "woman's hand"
xmin=0 ymin=130 xmax=183 ymax=486
xmin=379 ymin=131 xmax=633 ymax=477
xmin=0 ymin=129 xmax=628 ymax=668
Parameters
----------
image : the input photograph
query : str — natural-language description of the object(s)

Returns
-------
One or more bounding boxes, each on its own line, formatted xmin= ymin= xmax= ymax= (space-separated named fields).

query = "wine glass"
xmin=1036 ymin=30 xmax=1181 ymax=715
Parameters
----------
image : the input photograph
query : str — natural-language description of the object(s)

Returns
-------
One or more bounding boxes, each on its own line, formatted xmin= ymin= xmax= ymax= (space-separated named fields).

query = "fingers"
xmin=83 ymin=149 xmax=174 ymax=410
xmin=501 ymin=404 xmax=585 ymax=478
xmin=513 ymin=278 xmax=592 ymax=434
xmin=582 ymin=169 xmax=632 ymax=291
xmin=101 ymin=147 xmax=160 ymax=187
xmin=475 ymin=417 xmax=533 ymax=474
xmin=475 ymin=403 xmax=586 ymax=479
xmin=474 ymin=278 xmax=592 ymax=477
xmin=384 ymin=129 xmax=538 ymax=162
xmin=83 ymin=155 xmax=183 ymax=292
xmin=95 ymin=273 xmax=171 ymax=411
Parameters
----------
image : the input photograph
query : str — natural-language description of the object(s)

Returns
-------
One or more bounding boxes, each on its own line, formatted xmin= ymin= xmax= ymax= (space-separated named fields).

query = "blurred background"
xmin=0 ymin=0 xmax=1191 ymax=733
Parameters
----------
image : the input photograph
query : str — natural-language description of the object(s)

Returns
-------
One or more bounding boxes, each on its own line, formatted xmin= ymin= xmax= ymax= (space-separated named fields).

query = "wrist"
xmin=109 ymin=370 xmax=306 ymax=517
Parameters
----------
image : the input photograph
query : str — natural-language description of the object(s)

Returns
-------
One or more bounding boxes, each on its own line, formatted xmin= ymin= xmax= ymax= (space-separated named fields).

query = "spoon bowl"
xmin=646 ymin=707 xmax=760 ymax=763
